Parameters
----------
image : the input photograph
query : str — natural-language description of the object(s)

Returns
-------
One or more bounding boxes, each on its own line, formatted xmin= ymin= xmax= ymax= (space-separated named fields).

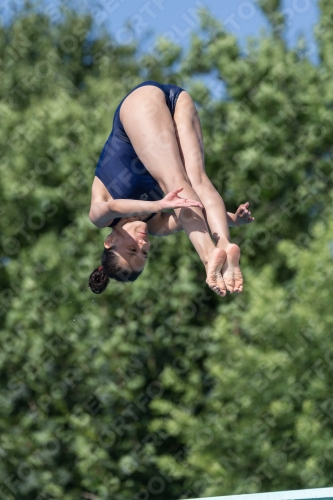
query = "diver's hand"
xmin=159 ymin=188 xmax=203 ymax=210
xmin=234 ymin=202 xmax=255 ymax=226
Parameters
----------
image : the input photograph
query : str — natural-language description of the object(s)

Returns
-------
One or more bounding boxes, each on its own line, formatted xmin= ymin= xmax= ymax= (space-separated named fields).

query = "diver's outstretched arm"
xmin=89 ymin=200 xmax=161 ymax=228
xmin=89 ymin=187 xmax=203 ymax=228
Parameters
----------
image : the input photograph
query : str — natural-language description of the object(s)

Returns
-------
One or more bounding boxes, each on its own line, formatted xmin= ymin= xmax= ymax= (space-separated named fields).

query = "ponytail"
xmin=88 ymin=265 xmax=109 ymax=294
xmin=88 ymin=248 xmax=143 ymax=294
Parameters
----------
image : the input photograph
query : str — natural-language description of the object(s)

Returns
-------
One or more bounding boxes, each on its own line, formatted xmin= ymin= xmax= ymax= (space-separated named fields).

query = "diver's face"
xmin=104 ymin=219 xmax=151 ymax=272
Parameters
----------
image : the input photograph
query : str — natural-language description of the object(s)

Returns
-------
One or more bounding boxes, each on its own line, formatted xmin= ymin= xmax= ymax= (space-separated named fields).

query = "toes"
xmin=223 ymin=277 xmax=235 ymax=294
xmin=233 ymin=277 xmax=243 ymax=293
xmin=221 ymin=267 xmax=235 ymax=294
xmin=210 ymin=284 xmax=226 ymax=297
xmin=207 ymin=280 xmax=227 ymax=297
xmin=216 ymin=274 xmax=227 ymax=296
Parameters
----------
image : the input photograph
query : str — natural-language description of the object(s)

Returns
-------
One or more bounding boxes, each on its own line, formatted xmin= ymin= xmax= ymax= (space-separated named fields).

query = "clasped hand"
xmin=158 ymin=187 xmax=203 ymax=210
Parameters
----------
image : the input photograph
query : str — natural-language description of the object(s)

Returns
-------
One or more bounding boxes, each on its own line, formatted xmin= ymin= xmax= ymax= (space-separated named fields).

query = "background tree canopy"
xmin=1 ymin=1 xmax=333 ymax=499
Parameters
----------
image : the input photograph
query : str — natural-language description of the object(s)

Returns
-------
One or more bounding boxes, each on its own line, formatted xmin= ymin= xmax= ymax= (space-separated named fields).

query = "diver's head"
xmin=88 ymin=217 xmax=151 ymax=294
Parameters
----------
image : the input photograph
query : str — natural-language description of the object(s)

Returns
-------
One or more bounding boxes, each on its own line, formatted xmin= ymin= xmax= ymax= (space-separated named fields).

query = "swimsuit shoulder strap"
xmin=109 ymin=213 xmax=157 ymax=228
xmin=144 ymin=213 xmax=156 ymax=223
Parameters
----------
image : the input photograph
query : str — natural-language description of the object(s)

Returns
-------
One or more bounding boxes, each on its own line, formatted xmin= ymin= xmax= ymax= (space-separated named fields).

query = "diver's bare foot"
xmin=222 ymin=244 xmax=243 ymax=293
xmin=205 ymin=248 xmax=227 ymax=297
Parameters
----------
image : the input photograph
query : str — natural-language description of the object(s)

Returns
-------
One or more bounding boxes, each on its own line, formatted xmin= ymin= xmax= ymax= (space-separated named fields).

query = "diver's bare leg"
xmin=173 ymin=91 xmax=243 ymax=292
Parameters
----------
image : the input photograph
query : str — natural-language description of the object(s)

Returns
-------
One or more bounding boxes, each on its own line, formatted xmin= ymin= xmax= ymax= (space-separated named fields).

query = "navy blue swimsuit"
xmin=94 ymin=81 xmax=184 ymax=227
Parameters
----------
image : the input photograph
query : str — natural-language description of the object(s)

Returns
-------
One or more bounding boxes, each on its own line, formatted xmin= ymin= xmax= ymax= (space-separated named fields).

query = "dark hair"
xmin=88 ymin=247 xmax=143 ymax=294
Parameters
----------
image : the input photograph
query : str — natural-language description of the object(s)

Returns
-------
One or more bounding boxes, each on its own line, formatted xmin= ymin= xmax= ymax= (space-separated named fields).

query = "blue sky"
xmin=85 ymin=0 xmax=319 ymax=60
xmin=73 ymin=0 xmax=319 ymax=97
xmin=0 ymin=0 xmax=320 ymax=60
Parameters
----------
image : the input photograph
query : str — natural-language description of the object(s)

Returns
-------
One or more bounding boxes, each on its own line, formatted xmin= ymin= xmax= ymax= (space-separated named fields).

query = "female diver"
xmin=88 ymin=81 xmax=254 ymax=296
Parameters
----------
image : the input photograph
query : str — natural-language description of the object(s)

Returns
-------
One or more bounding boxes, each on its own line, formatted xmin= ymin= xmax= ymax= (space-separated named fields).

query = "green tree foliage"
xmin=151 ymin=208 xmax=333 ymax=497
xmin=0 ymin=3 xmax=333 ymax=499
